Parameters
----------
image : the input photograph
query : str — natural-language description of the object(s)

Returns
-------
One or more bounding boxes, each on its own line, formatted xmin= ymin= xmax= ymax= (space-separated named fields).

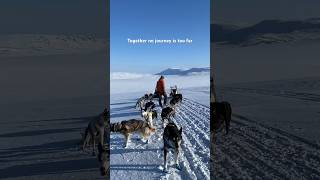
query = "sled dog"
xmin=144 ymin=101 xmax=156 ymax=112
xmin=82 ymin=108 xmax=109 ymax=155
xmin=161 ymin=106 xmax=176 ymax=127
xmin=142 ymin=109 xmax=157 ymax=128
xmin=169 ymin=94 xmax=183 ymax=106
xmin=110 ymin=119 xmax=156 ymax=147
xmin=169 ymin=85 xmax=178 ymax=96
xmin=163 ymin=122 xmax=182 ymax=172
xmin=136 ymin=94 xmax=149 ymax=112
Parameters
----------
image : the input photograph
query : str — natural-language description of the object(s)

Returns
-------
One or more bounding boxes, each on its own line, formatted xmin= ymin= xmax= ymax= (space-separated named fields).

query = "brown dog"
xmin=110 ymin=119 xmax=156 ymax=148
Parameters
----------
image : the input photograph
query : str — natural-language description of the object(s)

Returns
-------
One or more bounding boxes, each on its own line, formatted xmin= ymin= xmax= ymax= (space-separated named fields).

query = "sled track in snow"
xmin=170 ymin=98 xmax=210 ymax=179
xmin=212 ymin=113 xmax=320 ymax=179
xmin=110 ymin=97 xmax=210 ymax=180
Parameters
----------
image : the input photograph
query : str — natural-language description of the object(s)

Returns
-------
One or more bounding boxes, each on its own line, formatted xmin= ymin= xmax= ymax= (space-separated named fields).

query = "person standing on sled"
xmin=154 ymin=75 xmax=167 ymax=108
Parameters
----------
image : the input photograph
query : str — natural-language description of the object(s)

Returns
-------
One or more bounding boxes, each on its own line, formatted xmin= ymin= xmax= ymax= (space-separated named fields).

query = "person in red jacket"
xmin=155 ymin=75 xmax=167 ymax=107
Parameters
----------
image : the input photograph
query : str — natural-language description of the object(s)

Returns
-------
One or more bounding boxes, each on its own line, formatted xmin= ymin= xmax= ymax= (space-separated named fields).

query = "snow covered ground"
xmin=110 ymin=75 xmax=210 ymax=179
xmin=212 ymin=37 xmax=320 ymax=178
xmin=0 ymin=52 xmax=107 ymax=179
xmin=212 ymin=77 xmax=320 ymax=179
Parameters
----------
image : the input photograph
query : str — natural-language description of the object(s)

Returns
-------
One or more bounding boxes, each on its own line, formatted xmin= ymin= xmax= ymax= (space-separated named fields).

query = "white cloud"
xmin=111 ymin=72 xmax=153 ymax=80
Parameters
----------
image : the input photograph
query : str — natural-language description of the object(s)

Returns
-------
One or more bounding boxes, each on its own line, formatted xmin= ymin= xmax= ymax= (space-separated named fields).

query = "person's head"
xmin=160 ymin=75 xmax=164 ymax=80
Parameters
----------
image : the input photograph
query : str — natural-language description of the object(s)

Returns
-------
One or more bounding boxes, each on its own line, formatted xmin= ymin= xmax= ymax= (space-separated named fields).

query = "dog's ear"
xmin=179 ymin=127 xmax=182 ymax=134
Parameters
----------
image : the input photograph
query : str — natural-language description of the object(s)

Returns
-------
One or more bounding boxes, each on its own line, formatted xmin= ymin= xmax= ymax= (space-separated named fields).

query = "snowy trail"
xmin=172 ymin=98 xmax=210 ymax=179
xmin=110 ymin=95 xmax=210 ymax=180
xmin=212 ymin=113 xmax=320 ymax=179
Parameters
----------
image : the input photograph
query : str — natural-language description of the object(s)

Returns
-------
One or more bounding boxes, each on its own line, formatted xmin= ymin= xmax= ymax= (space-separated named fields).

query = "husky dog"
xmin=82 ymin=108 xmax=109 ymax=155
xmin=147 ymin=93 xmax=154 ymax=100
xmin=144 ymin=101 xmax=156 ymax=112
xmin=97 ymin=143 xmax=109 ymax=176
xmin=110 ymin=119 xmax=156 ymax=147
xmin=146 ymin=94 xmax=155 ymax=107
xmin=169 ymin=94 xmax=183 ymax=106
xmin=169 ymin=85 xmax=178 ymax=97
xmin=211 ymin=101 xmax=232 ymax=134
xmin=142 ymin=110 xmax=157 ymax=128
xmin=161 ymin=106 xmax=176 ymax=127
xmin=163 ymin=122 xmax=182 ymax=172
xmin=136 ymin=94 xmax=149 ymax=112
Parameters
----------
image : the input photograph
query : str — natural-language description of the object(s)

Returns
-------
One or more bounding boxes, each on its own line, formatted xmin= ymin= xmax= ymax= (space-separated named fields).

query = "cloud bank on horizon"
xmin=111 ymin=67 xmax=210 ymax=80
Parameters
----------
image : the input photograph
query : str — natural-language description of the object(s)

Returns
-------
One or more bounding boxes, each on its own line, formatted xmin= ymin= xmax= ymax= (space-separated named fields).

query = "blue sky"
xmin=110 ymin=0 xmax=210 ymax=73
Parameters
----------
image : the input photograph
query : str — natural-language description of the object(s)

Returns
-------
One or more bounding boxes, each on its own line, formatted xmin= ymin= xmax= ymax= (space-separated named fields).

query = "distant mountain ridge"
xmin=156 ymin=67 xmax=210 ymax=76
xmin=212 ymin=18 xmax=320 ymax=46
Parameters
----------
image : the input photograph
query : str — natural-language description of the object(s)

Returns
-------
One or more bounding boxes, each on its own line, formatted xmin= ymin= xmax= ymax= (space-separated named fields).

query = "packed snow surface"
xmin=110 ymin=75 xmax=210 ymax=180
xmin=212 ymin=77 xmax=320 ymax=179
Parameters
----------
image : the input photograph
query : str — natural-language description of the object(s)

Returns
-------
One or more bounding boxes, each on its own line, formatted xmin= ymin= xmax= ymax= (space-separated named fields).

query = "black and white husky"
xmin=169 ymin=94 xmax=183 ymax=106
xmin=136 ymin=94 xmax=149 ymax=112
xmin=142 ymin=109 xmax=157 ymax=128
xmin=144 ymin=101 xmax=156 ymax=112
xmin=161 ymin=106 xmax=176 ymax=127
xmin=163 ymin=122 xmax=182 ymax=172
